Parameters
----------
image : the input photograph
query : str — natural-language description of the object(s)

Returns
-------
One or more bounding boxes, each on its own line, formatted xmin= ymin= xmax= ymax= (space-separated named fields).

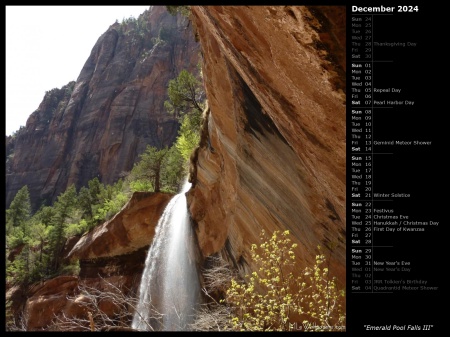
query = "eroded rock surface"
xmin=188 ymin=6 xmax=346 ymax=286
xmin=67 ymin=192 xmax=172 ymax=260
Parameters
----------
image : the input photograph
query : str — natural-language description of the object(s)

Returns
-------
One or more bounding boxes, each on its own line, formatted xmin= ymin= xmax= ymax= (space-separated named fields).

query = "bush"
xmin=217 ymin=230 xmax=345 ymax=331
xmin=176 ymin=112 xmax=201 ymax=163
xmin=129 ymin=180 xmax=153 ymax=192
xmin=65 ymin=219 xmax=89 ymax=237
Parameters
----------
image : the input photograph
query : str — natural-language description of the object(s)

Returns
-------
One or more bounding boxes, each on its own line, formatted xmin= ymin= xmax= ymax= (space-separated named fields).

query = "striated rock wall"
xmin=5 ymin=6 xmax=199 ymax=211
xmin=187 ymin=6 xmax=346 ymax=286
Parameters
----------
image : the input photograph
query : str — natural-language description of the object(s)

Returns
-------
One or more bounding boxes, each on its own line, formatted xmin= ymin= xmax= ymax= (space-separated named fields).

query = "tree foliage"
xmin=164 ymin=68 xmax=205 ymax=171
xmin=164 ymin=69 xmax=204 ymax=117
xmin=6 ymin=202 xmax=54 ymax=285
xmin=166 ymin=6 xmax=190 ymax=17
xmin=129 ymin=145 xmax=183 ymax=193
xmin=6 ymin=185 xmax=31 ymax=231
xmin=78 ymin=186 xmax=93 ymax=220
xmin=47 ymin=185 xmax=78 ymax=274
xmin=176 ymin=111 xmax=201 ymax=162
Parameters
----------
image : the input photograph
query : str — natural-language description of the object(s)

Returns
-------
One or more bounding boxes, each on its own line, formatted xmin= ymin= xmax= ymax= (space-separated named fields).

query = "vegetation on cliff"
xmin=165 ymin=68 xmax=205 ymax=163
xmin=166 ymin=6 xmax=190 ymax=17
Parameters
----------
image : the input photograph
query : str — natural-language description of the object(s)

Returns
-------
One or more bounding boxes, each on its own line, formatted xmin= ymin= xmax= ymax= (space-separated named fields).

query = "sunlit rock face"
xmin=187 ymin=6 xmax=346 ymax=287
xmin=66 ymin=192 xmax=172 ymax=260
xmin=5 ymin=6 xmax=199 ymax=211
xmin=22 ymin=274 xmax=141 ymax=331
xmin=23 ymin=276 xmax=79 ymax=331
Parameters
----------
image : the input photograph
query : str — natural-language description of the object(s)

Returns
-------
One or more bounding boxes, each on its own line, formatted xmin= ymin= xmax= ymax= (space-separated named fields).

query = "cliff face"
xmin=187 ymin=6 xmax=346 ymax=285
xmin=5 ymin=6 xmax=199 ymax=211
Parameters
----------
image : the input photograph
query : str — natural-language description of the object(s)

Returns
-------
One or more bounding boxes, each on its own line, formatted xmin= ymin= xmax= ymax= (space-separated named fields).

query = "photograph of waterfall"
xmin=6 ymin=5 xmax=347 ymax=333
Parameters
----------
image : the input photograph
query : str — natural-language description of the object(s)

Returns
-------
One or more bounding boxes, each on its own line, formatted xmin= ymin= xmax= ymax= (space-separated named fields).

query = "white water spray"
xmin=132 ymin=181 xmax=201 ymax=331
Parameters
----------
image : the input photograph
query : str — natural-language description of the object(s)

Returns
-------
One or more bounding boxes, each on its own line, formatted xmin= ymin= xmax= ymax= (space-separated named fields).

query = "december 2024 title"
xmin=352 ymin=5 xmax=419 ymax=13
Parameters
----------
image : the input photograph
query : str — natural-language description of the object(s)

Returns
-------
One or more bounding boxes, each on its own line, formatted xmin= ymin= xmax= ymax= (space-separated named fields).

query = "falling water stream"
xmin=131 ymin=180 xmax=201 ymax=331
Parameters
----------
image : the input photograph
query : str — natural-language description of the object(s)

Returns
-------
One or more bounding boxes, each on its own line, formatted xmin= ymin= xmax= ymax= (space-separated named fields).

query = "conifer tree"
xmin=164 ymin=69 xmax=204 ymax=118
xmin=6 ymin=185 xmax=31 ymax=234
xmin=47 ymin=185 xmax=77 ymax=274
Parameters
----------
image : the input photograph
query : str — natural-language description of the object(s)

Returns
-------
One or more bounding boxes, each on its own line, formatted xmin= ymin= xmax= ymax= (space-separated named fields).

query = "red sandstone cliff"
xmin=187 ymin=6 xmax=346 ymax=287
xmin=5 ymin=6 xmax=199 ymax=211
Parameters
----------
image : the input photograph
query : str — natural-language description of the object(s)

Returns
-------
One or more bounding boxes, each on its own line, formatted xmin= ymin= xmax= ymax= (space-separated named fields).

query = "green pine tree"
xmin=6 ymin=185 xmax=31 ymax=234
xmin=47 ymin=185 xmax=77 ymax=274
xmin=164 ymin=69 xmax=204 ymax=118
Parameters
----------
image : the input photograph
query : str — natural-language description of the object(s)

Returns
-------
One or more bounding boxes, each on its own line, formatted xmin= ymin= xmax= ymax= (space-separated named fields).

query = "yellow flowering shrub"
xmin=224 ymin=230 xmax=345 ymax=331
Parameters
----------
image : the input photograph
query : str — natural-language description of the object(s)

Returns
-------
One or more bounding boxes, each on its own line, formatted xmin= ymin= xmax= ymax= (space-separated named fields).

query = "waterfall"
xmin=131 ymin=180 xmax=201 ymax=331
